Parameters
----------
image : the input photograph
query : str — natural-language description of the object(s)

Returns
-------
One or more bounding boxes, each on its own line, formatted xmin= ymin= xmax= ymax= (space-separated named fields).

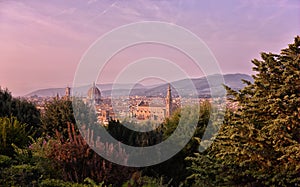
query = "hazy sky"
xmin=0 ymin=0 xmax=299 ymax=96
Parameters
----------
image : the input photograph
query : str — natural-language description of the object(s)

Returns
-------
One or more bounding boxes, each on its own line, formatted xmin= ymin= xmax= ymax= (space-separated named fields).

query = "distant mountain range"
xmin=25 ymin=73 xmax=253 ymax=98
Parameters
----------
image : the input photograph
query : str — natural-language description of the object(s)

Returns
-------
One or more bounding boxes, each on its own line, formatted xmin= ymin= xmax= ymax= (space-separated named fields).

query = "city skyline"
xmin=0 ymin=0 xmax=299 ymax=96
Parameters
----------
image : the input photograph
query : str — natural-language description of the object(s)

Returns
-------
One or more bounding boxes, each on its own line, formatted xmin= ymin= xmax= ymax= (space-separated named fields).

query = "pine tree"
xmin=187 ymin=36 xmax=300 ymax=186
xmin=42 ymin=98 xmax=76 ymax=140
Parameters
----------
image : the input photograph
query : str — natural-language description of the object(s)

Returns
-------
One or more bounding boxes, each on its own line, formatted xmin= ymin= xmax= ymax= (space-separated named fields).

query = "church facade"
xmin=132 ymin=84 xmax=176 ymax=123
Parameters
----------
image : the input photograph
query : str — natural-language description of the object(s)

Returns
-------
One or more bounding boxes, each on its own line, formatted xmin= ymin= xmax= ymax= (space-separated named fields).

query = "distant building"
xmin=97 ymin=109 xmax=111 ymax=125
xmin=63 ymin=86 xmax=71 ymax=100
xmin=83 ymin=83 xmax=178 ymax=124
xmin=87 ymin=82 xmax=101 ymax=105
xmin=65 ymin=86 xmax=71 ymax=98
xmin=85 ymin=83 xmax=116 ymax=125
xmin=166 ymin=83 xmax=172 ymax=118
xmin=132 ymin=84 xmax=176 ymax=122
xmin=135 ymin=101 xmax=151 ymax=120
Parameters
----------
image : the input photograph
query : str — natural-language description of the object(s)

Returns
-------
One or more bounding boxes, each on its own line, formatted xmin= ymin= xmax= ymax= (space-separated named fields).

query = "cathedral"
xmin=87 ymin=82 xmax=101 ymax=105
xmin=132 ymin=84 xmax=175 ymax=122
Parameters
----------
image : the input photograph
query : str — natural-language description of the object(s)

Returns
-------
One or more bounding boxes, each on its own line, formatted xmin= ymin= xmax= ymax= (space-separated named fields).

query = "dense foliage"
xmin=186 ymin=36 xmax=300 ymax=186
xmin=47 ymin=123 xmax=135 ymax=185
xmin=0 ymin=88 xmax=41 ymax=136
xmin=142 ymin=102 xmax=212 ymax=186
xmin=42 ymin=98 xmax=76 ymax=140
xmin=107 ymin=120 xmax=163 ymax=147
xmin=0 ymin=117 xmax=31 ymax=157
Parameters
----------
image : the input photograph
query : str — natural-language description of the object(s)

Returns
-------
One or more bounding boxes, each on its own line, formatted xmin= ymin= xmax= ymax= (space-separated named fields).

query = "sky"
xmin=0 ymin=0 xmax=299 ymax=96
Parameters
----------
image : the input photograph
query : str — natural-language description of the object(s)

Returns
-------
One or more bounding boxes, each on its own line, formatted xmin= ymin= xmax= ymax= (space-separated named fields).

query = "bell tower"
xmin=166 ymin=83 xmax=172 ymax=118
xmin=65 ymin=86 xmax=71 ymax=98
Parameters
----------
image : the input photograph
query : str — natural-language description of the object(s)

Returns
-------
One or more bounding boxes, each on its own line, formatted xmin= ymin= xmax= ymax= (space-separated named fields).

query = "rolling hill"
xmin=25 ymin=73 xmax=253 ymax=98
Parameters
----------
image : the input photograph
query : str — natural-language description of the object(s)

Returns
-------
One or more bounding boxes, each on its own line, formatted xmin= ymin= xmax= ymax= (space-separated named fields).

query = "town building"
xmin=132 ymin=84 xmax=176 ymax=123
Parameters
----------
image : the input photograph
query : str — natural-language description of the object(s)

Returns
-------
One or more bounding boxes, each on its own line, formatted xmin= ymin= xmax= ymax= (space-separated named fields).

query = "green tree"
xmin=42 ymin=98 xmax=76 ymax=140
xmin=187 ymin=36 xmax=300 ymax=186
xmin=46 ymin=123 xmax=134 ymax=186
xmin=42 ymin=98 xmax=98 ymax=140
xmin=0 ymin=88 xmax=41 ymax=136
xmin=107 ymin=120 xmax=163 ymax=147
xmin=143 ymin=101 xmax=212 ymax=186
xmin=72 ymin=98 xmax=98 ymax=128
xmin=0 ymin=117 xmax=31 ymax=157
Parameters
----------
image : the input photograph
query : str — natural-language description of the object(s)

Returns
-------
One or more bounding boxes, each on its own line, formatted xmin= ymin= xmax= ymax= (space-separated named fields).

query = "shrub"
xmin=0 ymin=117 xmax=31 ymax=157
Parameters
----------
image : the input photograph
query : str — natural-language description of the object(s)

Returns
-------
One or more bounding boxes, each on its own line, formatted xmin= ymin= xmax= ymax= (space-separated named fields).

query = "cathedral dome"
xmin=87 ymin=83 xmax=101 ymax=104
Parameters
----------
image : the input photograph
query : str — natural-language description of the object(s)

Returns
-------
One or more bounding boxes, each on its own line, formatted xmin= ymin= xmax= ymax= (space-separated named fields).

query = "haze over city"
xmin=0 ymin=0 xmax=299 ymax=96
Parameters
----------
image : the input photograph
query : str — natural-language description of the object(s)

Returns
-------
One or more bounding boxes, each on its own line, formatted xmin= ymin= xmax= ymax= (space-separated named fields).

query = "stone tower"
xmin=166 ymin=83 xmax=172 ymax=118
xmin=65 ymin=86 xmax=71 ymax=98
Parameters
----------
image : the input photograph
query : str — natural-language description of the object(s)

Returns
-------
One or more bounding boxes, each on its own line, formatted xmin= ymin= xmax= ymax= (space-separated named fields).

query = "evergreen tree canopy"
xmin=0 ymin=88 xmax=41 ymax=136
xmin=42 ymin=98 xmax=76 ymax=140
xmin=144 ymin=101 xmax=212 ymax=186
xmin=42 ymin=98 xmax=98 ymax=141
xmin=187 ymin=36 xmax=300 ymax=186
xmin=0 ymin=117 xmax=31 ymax=157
